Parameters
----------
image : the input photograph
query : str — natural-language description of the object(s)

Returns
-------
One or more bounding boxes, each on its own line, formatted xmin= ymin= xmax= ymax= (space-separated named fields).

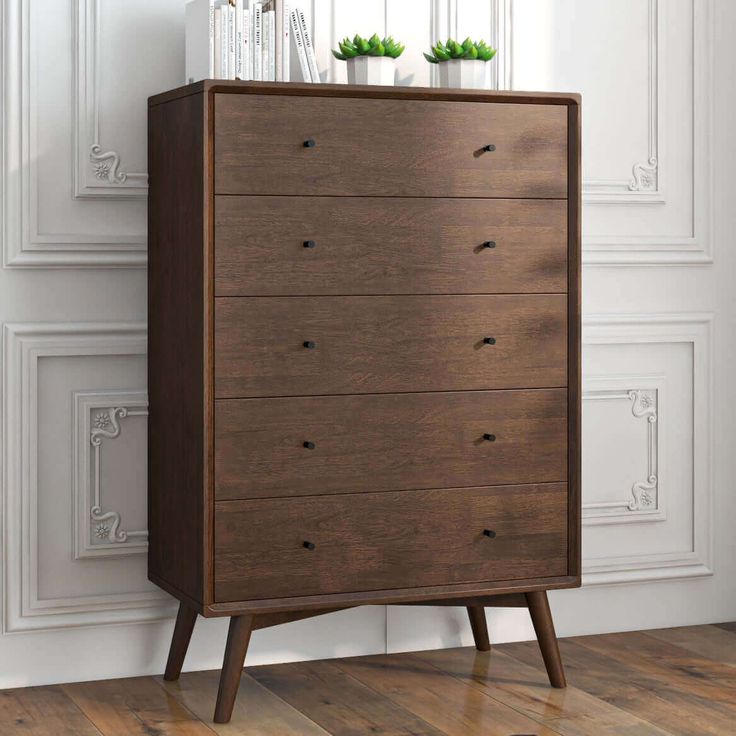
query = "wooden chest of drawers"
xmin=148 ymin=81 xmax=581 ymax=723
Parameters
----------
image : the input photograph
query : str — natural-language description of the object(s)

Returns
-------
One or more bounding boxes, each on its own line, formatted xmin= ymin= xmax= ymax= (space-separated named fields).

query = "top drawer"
xmin=214 ymin=94 xmax=568 ymax=198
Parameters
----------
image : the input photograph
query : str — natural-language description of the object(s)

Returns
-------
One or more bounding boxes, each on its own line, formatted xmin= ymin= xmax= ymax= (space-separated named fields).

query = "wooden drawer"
xmin=214 ymin=389 xmax=567 ymax=500
xmin=214 ymin=483 xmax=568 ymax=601
xmin=214 ymin=94 xmax=567 ymax=198
xmin=215 ymin=294 xmax=567 ymax=398
xmin=215 ymin=196 xmax=568 ymax=296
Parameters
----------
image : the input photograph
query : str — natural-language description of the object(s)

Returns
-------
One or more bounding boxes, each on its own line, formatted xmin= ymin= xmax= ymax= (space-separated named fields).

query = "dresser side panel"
xmin=148 ymin=91 xmax=210 ymax=607
xmin=567 ymin=100 xmax=582 ymax=582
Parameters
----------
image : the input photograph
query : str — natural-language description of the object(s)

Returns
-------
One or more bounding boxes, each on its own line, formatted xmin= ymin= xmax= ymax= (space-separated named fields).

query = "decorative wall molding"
xmin=497 ymin=0 xmax=662 ymax=204
xmin=581 ymin=313 xmax=714 ymax=586
xmin=74 ymin=0 xmax=148 ymax=198
xmin=73 ymin=391 xmax=149 ymax=560
xmin=2 ymin=0 xmax=146 ymax=267
xmin=583 ymin=382 xmax=662 ymax=525
xmin=583 ymin=0 xmax=713 ymax=265
xmin=2 ymin=323 xmax=171 ymax=632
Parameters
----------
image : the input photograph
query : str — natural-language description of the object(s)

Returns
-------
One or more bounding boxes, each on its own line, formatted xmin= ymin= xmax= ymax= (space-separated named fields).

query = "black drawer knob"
xmin=483 ymin=529 xmax=497 ymax=538
xmin=303 ymin=541 xmax=316 ymax=550
xmin=303 ymin=240 xmax=317 ymax=248
xmin=303 ymin=441 xmax=316 ymax=449
xmin=483 ymin=433 xmax=496 ymax=442
xmin=303 ymin=341 xmax=316 ymax=349
xmin=303 ymin=138 xmax=316 ymax=148
xmin=483 ymin=337 xmax=496 ymax=345
xmin=482 ymin=241 xmax=496 ymax=249
xmin=482 ymin=144 xmax=496 ymax=152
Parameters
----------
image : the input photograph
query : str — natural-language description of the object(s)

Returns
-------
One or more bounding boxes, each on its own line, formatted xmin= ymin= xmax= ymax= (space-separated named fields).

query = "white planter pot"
xmin=346 ymin=56 xmax=396 ymax=86
xmin=438 ymin=59 xmax=489 ymax=90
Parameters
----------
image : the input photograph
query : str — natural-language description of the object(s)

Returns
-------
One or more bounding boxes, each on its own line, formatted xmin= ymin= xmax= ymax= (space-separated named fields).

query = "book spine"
xmin=267 ymin=10 xmax=276 ymax=81
xmin=213 ymin=6 xmax=223 ymax=78
xmin=298 ymin=8 xmax=319 ymax=83
xmin=281 ymin=2 xmax=290 ymax=82
xmin=243 ymin=8 xmax=251 ymax=80
xmin=253 ymin=2 xmax=262 ymax=81
xmin=289 ymin=8 xmax=310 ymax=82
xmin=208 ymin=0 xmax=216 ymax=77
xmin=262 ymin=10 xmax=269 ymax=81
xmin=273 ymin=1 xmax=282 ymax=81
xmin=228 ymin=2 xmax=236 ymax=79
xmin=235 ymin=1 xmax=243 ymax=79
xmin=220 ymin=4 xmax=229 ymax=78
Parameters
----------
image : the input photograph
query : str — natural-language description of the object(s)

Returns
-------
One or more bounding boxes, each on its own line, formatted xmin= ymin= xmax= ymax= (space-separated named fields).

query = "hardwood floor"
xmin=2 ymin=624 xmax=735 ymax=735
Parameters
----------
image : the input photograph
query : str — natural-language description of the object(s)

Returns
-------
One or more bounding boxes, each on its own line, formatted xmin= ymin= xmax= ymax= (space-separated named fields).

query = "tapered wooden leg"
xmin=526 ymin=591 xmax=566 ymax=688
xmin=466 ymin=606 xmax=491 ymax=651
xmin=164 ymin=602 xmax=198 ymax=682
xmin=214 ymin=615 xmax=254 ymax=724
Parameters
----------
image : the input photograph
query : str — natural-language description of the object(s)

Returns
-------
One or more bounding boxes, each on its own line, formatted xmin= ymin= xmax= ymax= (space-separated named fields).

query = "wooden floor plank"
xmin=0 ymin=685 xmax=103 ymax=736
xmin=62 ymin=676 xmax=215 ymax=736
xmin=714 ymin=621 xmax=736 ymax=634
xmin=503 ymin=635 xmax=734 ymax=736
xmin=249 ymin=658 xmax=447 ymax=736
xmin=416 ymin=645 xmax=672 ymax=736
xmin=157 ymin=671 xmax=330 ymax=736
xmin=644 ymin=624 xmax=736 ymax=667
xmin=334 ymin=651 xmax=564 ymax=736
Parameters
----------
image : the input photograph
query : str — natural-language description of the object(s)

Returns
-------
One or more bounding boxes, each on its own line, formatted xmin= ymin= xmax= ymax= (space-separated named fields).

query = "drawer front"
xmin=215 ymin=295 xmax=567 ymax=398
xmin=214 ymin=483 xmax=569 ymax=601
xmin=214 ymin=94 xmax=568 ymax=198
xmin=214 ymin=197 xmax=568 ymax=296
xmin=215 ymin=389 xmax=567 ymax=500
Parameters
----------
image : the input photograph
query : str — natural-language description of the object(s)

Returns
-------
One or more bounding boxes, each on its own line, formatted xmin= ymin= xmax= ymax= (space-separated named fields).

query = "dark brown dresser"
xmin=148 ymin=81 xmax=581 ymax=724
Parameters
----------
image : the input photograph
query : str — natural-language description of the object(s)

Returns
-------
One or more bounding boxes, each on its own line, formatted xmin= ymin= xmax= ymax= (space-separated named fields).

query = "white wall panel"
xmin=1 ymin=0 xmax=734 ymax=688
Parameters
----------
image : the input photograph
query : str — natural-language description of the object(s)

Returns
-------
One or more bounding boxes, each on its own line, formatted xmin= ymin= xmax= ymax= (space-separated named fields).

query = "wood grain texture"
xmin=644 ymin=624 xmax=736 ymax=667
xmin=567 ymin=98 xmax=582 ymax=581
xmin=164 ymin=603 xmax=199 ymax=682
xmin=214 ymin=484 xmax=568 ymax=602
xmin=61 ymin=677 xmax=212 ymax=736
xmin=466 ymin=607 xmax=491 ymax=652
xmin=0 ymin=686 xmax=102 ymax=736
xmin=214 ymin=94 xmax=568 ymax=198
xmin=419 ymin=646 xmax=673 ymax=735
xmin=158 ymin=671 xmax=330 ymax=735
xmin=215 ymin=294 xmax=567 ymax=398
xmin=505 ymin=634 xmax=736 ymax=736
xmin=249 ymin=659 xmax=448 ymax=735
xmin=214 ymin=196 xmax=568 ymax=296
xmin=150 ymin=80 xmax=582 ymax=109
xmin=333 ymin=653 xmax=564 ymax=736
xmin=214 ymin=616 xmax=254 ymax=723
xmin=215 ymin=388 xmax=567 ymax=499
xmin=526 ymin=590 xmax=566 ymax=687
xmin=206 ymin=576 xmax=579 ymax=617
xmin=148 ymin=90 xmax=210 ymax=608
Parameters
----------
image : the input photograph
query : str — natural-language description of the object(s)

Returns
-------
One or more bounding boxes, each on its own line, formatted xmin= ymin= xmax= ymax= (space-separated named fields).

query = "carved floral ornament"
xmin=89 ymin=406 xmax=147 ymax=546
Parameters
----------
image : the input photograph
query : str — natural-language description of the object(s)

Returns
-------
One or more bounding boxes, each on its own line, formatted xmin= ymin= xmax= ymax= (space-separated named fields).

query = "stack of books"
xmin=185 ymin=0 xmax=319 ymax=84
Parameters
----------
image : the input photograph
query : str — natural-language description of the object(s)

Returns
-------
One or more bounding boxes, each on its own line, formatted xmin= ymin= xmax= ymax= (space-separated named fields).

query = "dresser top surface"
xmin=149 ymin=79 xmax=581 ymax=109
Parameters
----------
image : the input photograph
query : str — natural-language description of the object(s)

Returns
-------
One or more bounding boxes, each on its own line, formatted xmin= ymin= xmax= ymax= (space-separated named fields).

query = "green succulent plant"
xmin=332 ymin=33 xmax=405 ymax=60
xmin=424 ymin=37 xmax=496 ymax=63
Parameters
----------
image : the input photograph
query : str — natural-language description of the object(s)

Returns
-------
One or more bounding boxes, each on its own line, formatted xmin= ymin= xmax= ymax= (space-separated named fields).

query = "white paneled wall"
xmin=1 ymin=0 xmax=735 ymax=686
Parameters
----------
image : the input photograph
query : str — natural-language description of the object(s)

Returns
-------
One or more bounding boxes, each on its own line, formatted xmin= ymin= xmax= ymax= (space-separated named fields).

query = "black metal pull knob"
xmin=303 ymin=541 xmax=316 ymax=550
xmin=483 ymin=433 xmax=496 ymax=442
xmin=483 ymin=529 xmax=497 ymax=538
xmin=482 ymin=241 xmax=496 ymax=249
xmin=303 ymin=240 xmax=316 ymax=248
xmin=303 ymin=441 xmax=316 ymax=449
xmin=482 ymin=144 xmax=496 ymax=152
xmin=303 ymin=341 xmax=316 ymax=349
xmin=483 ymin=337 xmax=496 ymax=345
xmin=303 ymin=138 xmax=316 ymax=148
